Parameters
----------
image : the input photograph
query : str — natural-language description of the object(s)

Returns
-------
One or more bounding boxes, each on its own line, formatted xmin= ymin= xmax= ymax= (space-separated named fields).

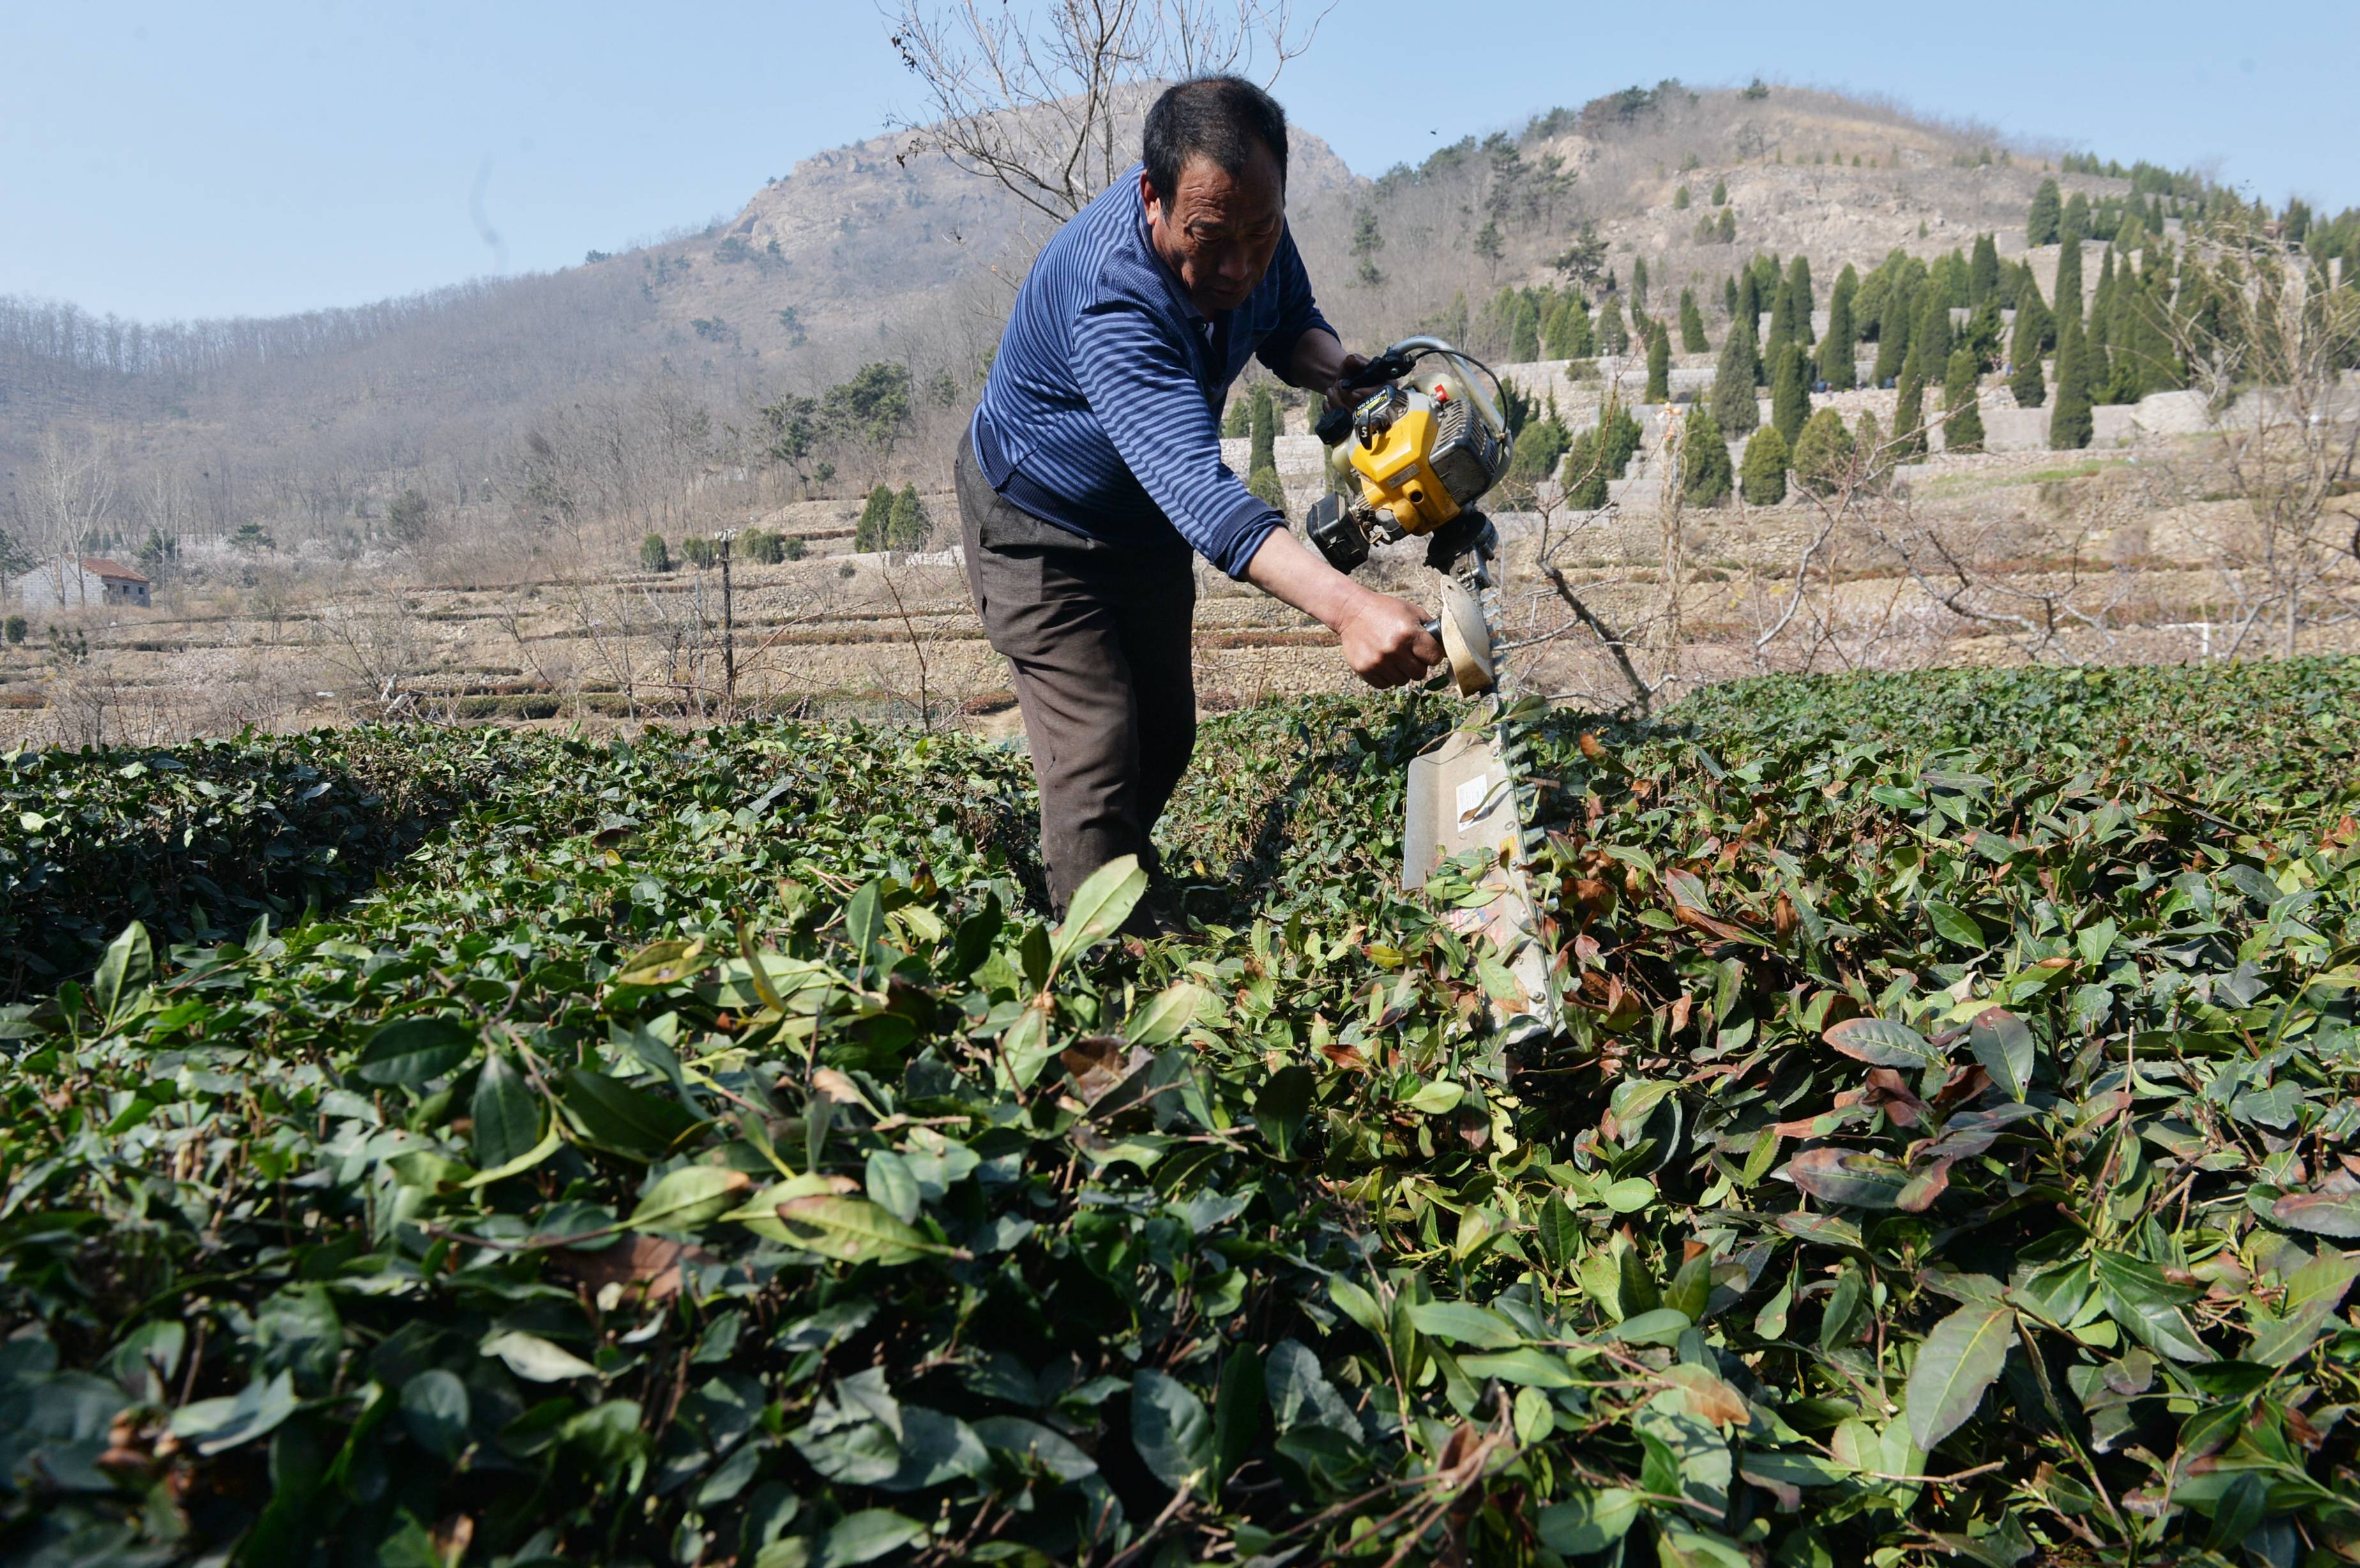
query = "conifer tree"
xmin=1681 ymin=405 xmax=1733 ymax=506
xmin=1741 ymin=426 xmax=1790 ymax=504
xmin=1854 ymin=410 xmax=1884 ymax=473
xmin=886 ymin=483 xmax=933 ymax=549
xmin=2009 ymin=276 xmax=2048 ymax=407
xmin=2062 ymin=190 xmax=2089 ymax=242
xmin=1711 ymin=314 xmax=1760 ymax=435
xmin=1906 ymin=281 xmax=1953 ymax=386
xmin=1598 ymin=295 xmax=1630 ymax=356
xmin=1598 ymin=393 xmax=1644 ymax=478
xmin=1246 ymin=464 xmax=1288 ymax=518
xmin=1632 ymin=256 xmax=1650 ymax=307
xmin=2054 ymin=232 xmax=2084 ymax=330
xmin=1723 ymin=276 xmax=1739 ymax=318
xmin=1790 ymin=407 xmax=1856 ymax=497
xmin=1767 ymin=273 xmax=1797 ymax=356
xmin=2027 ymin=178 xmax=2063 ymax=246
xmin=1771 ymin=341 xmax=1808 ymax=444
xmin=1870 ymin=276 xmax=1913 ymax=386
xmin=1942 ymin=349 xmax=1985 ymax=454
xmin=1716 ymin=206 xmax=1736 ymax=244
xmin=1823 ymin=265 xmax=1859 ymax=390
xmin=1893 ymin=364 xmax=1928 ymax=458
xmin=1511 ymin=296 xmax=1541 ymax=361
xmin=1711 ymin=176 xmax=1728 ymax=206
xmin=1788 ymin=255 xmax=1816 ymax=343
xmin=640 ymin=534 xmax=672 ymax=573
xmin=1679 ymin=288 xmax=1708 ymax=353
xmin=1541 ymin=298 xmax=1573 ymax=359
xmin=1560 ymin=428 xmax=1608 ymax=508
xmin=1734 ymin=267 xmax=1760 ymax=334
xmin=855 ymin=484 xmax=895 ymax=551
xmin=1674 ymin=183 xmax=1691 ymax=209
xmin=1645 ymin=324 xmax=1671 ymax=402
xmin=1249 ymin=384 xmax=1277 ymax=474
xmin=2087 ymin=249 xmax=2117 ymax=397
xmin=1963 ymin=299 xmax=2006 ymax=368
xmin=2048 ymin=313 xmax=2092 ymax=449
xmin=1969 ymin=233 xmax=2001 ymax=309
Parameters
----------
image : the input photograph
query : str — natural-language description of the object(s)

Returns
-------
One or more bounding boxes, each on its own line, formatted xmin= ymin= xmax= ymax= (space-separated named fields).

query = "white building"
xmin=17 ymin=556 xmax=153 ymax=611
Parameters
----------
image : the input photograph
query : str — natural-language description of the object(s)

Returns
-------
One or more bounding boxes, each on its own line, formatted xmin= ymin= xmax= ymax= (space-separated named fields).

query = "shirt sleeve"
xmin=1253 ymin=225 xmax=1334 ymax=379
xmin=1070 ymin=300 xmax=1283 ymax=578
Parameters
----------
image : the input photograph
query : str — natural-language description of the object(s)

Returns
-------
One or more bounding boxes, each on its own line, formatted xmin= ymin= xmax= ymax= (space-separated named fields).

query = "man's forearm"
xmin=1243 ymin=526 xmax=1443 ymax=689
xmin=1286 ymin=328 xmax=1348 ymax=399
xmin=1241 ymin=522 xmax=1364 ymax=629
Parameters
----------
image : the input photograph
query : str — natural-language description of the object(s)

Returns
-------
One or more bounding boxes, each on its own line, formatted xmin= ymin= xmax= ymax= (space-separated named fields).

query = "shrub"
xmin=1740 ymin=425 xmax=1790 ymax=504
xmin=1790 ymin=407 xmax=1857 ymax=496
xmin=782 ymin=534 xmax=808 ymax=561
xmin=639 ymin=533 xmax=672 ymax=573
xmin=1673 ymin=183 xmax=1690 ymax=209
xmin=741 ymin=528 xmax=787 ymax=566
xmin=1559 ymin=427 xmax=1608 ymax=507
xmin=854 ymin=483 xmax=895 ymax=551
xmin=3 ymin=615 xmax=24 ymax=645
xmin=886 ymin=484 xmax=934 ymax=550
xmin=679 ymin=535 xmax=716 ymax=569
xmin=1597 ymin=394 xmax=1644 ymax=478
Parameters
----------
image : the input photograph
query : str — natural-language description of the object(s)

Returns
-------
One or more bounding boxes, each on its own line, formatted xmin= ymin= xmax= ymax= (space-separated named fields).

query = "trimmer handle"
xmin=1340 ymin=347 xmax=1418 ymax=392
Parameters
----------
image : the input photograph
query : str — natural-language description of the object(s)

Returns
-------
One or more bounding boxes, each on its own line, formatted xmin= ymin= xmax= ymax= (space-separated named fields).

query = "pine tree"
xmin=1249 ymin=384 xmax=1277 ymax=475
xmin=1969 ymin=233 xmax=2001 ymax=309
xmin=1741 ymin=426 xmax=1790 ymax=505
xmin=1711 ymin=312 xmax=1760 ymax=435
xmin=1824 ymin=265 xmax=1859 ymax=390
xmin=1598 ymin=296 xmax=1630 ymax=356
xmin=1771 ymin=340 xmax=1808 ymax=444
xmin=1711 ymin=176 xmax=1728 ymax=206
xmin=1716 ymin=206 xmax=1736 ymax=244
xmin=1645 ymin=324 xmax=1671 ymax=402
xmin=1790 ymin=407 xmax=1857 ymax=496
xmin=2048 ymin=312 xmax=2092 ymax=449
xmin=1942 ymin=349 xmax=1985 ymax=454
xmin=1893 ymin=364 xmax=1928 ymax=458
xmin=2027 ymin=178 xmax=2063 ymax=246
xmin=2009 ymin=276 xmax=2048 ymax=407
xmin=1679 ymin=288 xmax=1708 ymax=353
xmin=1788 ymin=255 xmax=1816 ymax=343
xmin=887 ymin=483 xmax=934 ymax=549
xmin=1681 ymin=405 xmax=1733 ymax=506
xmin=854 ymin=484 xmax=895 ymax=551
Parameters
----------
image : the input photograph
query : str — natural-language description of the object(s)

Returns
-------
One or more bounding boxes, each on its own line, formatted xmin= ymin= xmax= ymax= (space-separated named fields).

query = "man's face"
xmin=1141 ymin=142 xmax=1285 ymax=317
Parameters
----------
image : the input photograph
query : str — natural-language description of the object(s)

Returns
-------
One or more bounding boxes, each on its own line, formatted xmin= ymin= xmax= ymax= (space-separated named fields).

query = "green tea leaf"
xmin=356 ymin=1015 xmax=476 ymax=1087
xmin=1905 ymin=1300 xmax=2015 ymax=1451
xmin=1968 ymin=1007 xmax=2036 ymax=1101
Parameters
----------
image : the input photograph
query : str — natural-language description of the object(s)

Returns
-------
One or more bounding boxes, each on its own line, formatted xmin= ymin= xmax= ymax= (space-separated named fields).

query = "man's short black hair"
xmin=1142 ymin=75 xmax=1289 ymax=200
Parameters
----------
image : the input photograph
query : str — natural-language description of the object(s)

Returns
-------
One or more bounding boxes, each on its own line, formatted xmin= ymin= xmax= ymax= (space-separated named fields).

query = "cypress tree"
xmin=2105 ymin=270 xmax=2145 ymax=402
xmin=1767 ymin=273 xmax=1797 ymax=355
xmin=2087 ymin=246 xmax=2116 ymax=375
xmin=1632 ymin=256 xmax=1651 ymax=307
xmin=1791 ymin=407 xmax=1856 ymax=496
xmin=1771 ymin=340 xmax=1808 ymax=444
xmin=1752 ymin=252 xmax=1781 ymax=305
xmin=1734 ymin=267 xmax=1760 ymax=335
xmin=1824 ymin=264 xmax=1859 ymax=390
xmin=1723 ymin=276 xmax=1739 ymax=318
xmin=2054 ymin=232 xmax=2084 ymax=331
xmin=1511 ymin=296 xmax=1541 ymax=360
xmin=855 ymin=483 xmax=895 ymax=551
xmin=1249 ymin=384 xmax=1277 ymax=475
xmin=1711 ymin=177 xmax=1728 ymax=206
xmin=2009 ymin=276 xmax=2048 ymax=407
xmin=1942 ymin=348 xmax=1985 ymax=454
xmin=1599 ymin=295 xmax=1630 ymax=356
xmin=1645 ymin=324 xmax=1671 ymax=402
xmin=1906 ymin=280 xmax=1953 ymax=386
xmin=887 ymin=483 xmax=934 ymax=549
xmin=2027 ymin=178 xmax=2063 ymax=246
xmin=1716 ymin=206 xmax=1736 ymax=244
xmin=1711 ymin=312 xmax=1760 ymax=435
xmin=2048 ymin=312 xmax=2092 ymax=449
xmin=1893 ymin=364 xmax=1928 ymax=458
xmin=2062 ymin=191 xmax=2089 ymax=241
xmin=1741 ymin=426 xmax=1790 ymax=504
xmin=1679 ymin=288 xmax=1708 ymax=353
xmin=1541 ymin=298 xmax=1572 ymax=358
xmin=1871 ymin=276 xmax=1913 ymax=386
xmin=1969 ymin=233 xmax=2001 ymax=309
xmin=1560 ymin=428 xmax=1608 ymax=508
xmin=1598 ymin=393 xmax=1644 ymax=478
xmin=1681 ymin=405 xmax=1733 ymax=506
xmin=1789 ymin=255 xmax=1817 ymax=343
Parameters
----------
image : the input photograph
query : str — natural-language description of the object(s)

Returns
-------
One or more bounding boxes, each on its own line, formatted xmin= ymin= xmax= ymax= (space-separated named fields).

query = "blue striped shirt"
xmin=969 ymin=162 xmax=1333 ymax=577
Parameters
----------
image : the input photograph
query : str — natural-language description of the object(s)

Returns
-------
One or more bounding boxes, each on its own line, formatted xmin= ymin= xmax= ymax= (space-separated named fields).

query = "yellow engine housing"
xmin=1347 ymin=406 xmax=1462 ymax=535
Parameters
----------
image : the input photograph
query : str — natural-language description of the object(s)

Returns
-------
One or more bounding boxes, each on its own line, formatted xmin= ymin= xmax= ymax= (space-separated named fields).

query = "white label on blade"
xmin=1455 ymin=774 xmax=1488 ymax=824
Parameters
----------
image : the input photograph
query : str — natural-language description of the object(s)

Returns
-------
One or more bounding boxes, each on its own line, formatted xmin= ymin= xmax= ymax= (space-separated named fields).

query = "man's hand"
xmin=1336 ymin=587 xmax=1444 ymax=688
xmin=1327 ymin=351 xmax=1372 ymax=413
xmin=1242 ymin=527 xmax=1443 ymax=689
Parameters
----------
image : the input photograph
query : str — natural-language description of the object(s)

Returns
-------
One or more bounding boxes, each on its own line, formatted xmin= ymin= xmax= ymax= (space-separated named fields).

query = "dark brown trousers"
xmin=955 ymin=434 xmax=1197 ymax=914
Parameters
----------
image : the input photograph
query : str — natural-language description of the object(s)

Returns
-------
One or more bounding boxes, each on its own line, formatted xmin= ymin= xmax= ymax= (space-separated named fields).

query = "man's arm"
xmin=1243 ymin=525 xmax=1442 ymax=688
xmin=1284 ymin=327 xmax=1365 ymax=412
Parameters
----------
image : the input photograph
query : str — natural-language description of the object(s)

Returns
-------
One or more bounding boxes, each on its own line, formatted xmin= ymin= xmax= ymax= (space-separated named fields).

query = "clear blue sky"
xmin=8 ymin=0 xmax=2353 ymax=322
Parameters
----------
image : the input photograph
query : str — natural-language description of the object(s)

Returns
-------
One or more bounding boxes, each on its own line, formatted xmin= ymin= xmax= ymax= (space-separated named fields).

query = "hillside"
xmin=3 ymin=82 xmax=2140 ymax=573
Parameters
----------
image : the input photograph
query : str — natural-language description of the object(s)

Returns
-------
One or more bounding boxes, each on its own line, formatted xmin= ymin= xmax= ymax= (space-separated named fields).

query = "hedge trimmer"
xmin=1306 ymin=337 xmax=1561 ymax=1044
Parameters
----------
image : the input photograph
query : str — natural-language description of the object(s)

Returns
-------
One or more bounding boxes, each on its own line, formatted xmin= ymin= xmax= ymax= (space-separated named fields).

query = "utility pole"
xmin=716 ymin=527 xmax=738 ymax=713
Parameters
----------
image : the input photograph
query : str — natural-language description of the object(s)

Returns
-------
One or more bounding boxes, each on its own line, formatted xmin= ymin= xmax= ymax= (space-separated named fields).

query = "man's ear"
xmin=1139 ymin=169 xmax=1164 ymax=229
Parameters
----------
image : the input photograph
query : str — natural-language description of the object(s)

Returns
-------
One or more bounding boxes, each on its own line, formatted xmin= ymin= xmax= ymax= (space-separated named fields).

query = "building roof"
xmin=79 ymin=557 xmax=151 ymax=583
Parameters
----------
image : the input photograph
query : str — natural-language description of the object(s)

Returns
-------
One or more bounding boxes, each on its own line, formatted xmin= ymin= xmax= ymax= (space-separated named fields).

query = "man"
xmin=959 ymin=75 xmax=1442 ymax=922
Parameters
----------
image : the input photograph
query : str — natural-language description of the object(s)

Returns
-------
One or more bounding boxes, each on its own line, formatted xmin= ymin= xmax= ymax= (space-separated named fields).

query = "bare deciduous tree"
xmin=884 ymin=0 xmax=1327 ymax=222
